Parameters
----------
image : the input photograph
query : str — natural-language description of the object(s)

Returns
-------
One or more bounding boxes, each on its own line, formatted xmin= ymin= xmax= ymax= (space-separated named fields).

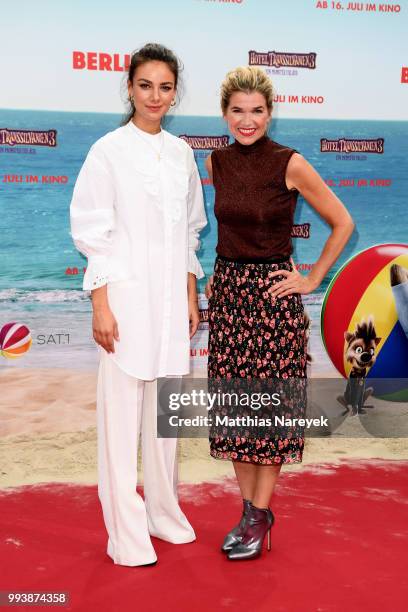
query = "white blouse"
xmin=70 ymin=120 xmax=207 ymax=380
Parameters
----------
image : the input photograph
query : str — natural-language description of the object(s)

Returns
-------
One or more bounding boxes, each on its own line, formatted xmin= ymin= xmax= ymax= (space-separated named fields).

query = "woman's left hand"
xmin=189 ymin=298 xmax=200 ymax=338
xmin=269 ymin=257 xmax=318 ymax=298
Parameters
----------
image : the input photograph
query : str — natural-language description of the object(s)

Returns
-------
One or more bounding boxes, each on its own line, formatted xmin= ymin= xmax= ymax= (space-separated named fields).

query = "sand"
xmin=1 ymin=367 xmax=407 ymax=489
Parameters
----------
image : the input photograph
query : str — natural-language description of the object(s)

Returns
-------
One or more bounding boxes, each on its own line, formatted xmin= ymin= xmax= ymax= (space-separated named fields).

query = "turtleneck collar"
xmin=232 ymin=133 xmax=269 ymax=154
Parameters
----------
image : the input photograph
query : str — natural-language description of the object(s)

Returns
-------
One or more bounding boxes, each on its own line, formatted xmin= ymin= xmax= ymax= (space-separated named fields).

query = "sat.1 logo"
xmin=0 ymin=322 xmax=32 ymax=359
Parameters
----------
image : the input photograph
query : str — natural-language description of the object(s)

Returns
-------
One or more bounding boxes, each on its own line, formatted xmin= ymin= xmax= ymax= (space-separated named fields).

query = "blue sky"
xmin=1 ymin=0 xmax=407 ymax=119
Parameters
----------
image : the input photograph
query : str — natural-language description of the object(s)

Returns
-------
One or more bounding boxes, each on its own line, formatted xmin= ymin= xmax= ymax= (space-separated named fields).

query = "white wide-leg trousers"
xmin=96 ymin=351 xmax=196 ymax=566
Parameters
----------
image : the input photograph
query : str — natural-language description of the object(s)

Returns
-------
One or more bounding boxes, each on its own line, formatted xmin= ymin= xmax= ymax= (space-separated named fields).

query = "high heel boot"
xmin=227 ymin=503 xmax=274 ymax=561
xmin=221 ymin=499 xmax=252 ymax=553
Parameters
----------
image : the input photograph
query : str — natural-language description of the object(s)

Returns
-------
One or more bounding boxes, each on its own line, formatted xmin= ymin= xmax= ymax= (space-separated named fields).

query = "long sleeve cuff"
xmin=83 ymin=255 xmax=109 ymax=290
xmin=188 ymin=248 xmax=205 ymax=280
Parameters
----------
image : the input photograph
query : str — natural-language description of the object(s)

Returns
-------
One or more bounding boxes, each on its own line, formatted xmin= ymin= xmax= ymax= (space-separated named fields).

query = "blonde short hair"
xmin=220 ymin=66 xmax=274 ymax=114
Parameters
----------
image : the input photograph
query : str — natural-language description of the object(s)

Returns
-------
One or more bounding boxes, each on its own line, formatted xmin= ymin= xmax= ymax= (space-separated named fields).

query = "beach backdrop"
xmin=1 ymin=111 xmax=407 ymax=373
xmin=1 ymin=0 xmax=407 ymax=486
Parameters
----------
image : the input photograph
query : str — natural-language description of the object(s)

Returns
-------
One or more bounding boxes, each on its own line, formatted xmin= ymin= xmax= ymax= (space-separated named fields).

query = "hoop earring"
xmin=170 ymin=98 xmax=176 ymax=107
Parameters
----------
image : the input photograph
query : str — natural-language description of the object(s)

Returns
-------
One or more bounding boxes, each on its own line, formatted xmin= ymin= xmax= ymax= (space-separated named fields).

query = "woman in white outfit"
xmin=70 ymin=43 xmax=207 ymax=567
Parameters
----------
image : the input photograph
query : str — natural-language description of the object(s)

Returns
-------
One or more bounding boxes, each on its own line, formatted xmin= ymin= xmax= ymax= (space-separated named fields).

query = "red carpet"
xmin=1 ymin=461 xmax=407 ymax=612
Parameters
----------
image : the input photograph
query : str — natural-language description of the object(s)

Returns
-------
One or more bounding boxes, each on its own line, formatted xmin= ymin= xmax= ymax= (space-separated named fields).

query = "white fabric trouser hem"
xmin=97 ymin=351 xmax=196 ymax=567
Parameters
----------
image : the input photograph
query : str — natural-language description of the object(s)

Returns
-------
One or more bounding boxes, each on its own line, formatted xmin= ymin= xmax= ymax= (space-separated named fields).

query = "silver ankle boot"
xmin=221 ymin=499 xmax=252 ymax=553
xmin=227 ymin=503 xmax=275 ymax=560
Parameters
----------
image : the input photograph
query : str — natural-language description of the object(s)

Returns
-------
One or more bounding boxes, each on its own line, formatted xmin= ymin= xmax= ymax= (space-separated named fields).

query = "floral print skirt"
xmin=208 ymin=256 xmax=308 ymax=465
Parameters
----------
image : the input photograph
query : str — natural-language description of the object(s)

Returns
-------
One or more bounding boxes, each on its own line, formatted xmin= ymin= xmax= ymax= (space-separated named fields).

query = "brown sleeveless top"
xmin=211 ymin=135 xmax=299 ymax=260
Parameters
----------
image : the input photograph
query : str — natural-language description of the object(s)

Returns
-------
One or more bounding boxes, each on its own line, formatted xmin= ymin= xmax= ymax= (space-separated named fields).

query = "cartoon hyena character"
xmin=337 ymin=317 xmax=381 ymax=416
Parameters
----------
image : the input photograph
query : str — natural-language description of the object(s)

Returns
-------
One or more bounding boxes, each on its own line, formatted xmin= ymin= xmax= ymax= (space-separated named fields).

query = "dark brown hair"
xmin=121 ymin=43 xmax=182 ymax=125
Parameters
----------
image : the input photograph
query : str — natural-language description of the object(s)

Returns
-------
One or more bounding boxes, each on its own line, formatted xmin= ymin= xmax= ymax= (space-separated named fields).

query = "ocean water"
xmin=1 ymin=110 xmax=407 ymax=371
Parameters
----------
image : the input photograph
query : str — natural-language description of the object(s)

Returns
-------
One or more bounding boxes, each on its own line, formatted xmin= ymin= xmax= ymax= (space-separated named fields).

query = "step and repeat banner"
xmin=1 ymin=0 xmax=407 ymax=377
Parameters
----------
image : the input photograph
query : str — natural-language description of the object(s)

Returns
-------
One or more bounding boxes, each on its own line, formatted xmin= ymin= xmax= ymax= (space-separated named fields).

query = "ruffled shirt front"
xmin=70 ymin=121 xmax=207 ymax=379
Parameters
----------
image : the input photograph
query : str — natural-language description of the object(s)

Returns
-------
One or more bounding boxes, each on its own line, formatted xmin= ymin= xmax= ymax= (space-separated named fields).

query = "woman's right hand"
xmin=92 ymin=305 xmax=119 ymax=353
xmin=205 ymin=274 xmax=214 ymax=299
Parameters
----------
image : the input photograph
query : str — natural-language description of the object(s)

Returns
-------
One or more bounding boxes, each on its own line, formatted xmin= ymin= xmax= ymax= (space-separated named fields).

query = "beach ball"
xmin=321 ymin=244 xmax=408 ymax=401
xmin=0 ymin=322 xmax=32 ymax=359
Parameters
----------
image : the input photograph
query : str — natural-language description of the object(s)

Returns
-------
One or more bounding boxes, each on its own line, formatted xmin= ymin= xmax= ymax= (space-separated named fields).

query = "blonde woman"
xmin=206 ymin=66 xmax=354 ymax=560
